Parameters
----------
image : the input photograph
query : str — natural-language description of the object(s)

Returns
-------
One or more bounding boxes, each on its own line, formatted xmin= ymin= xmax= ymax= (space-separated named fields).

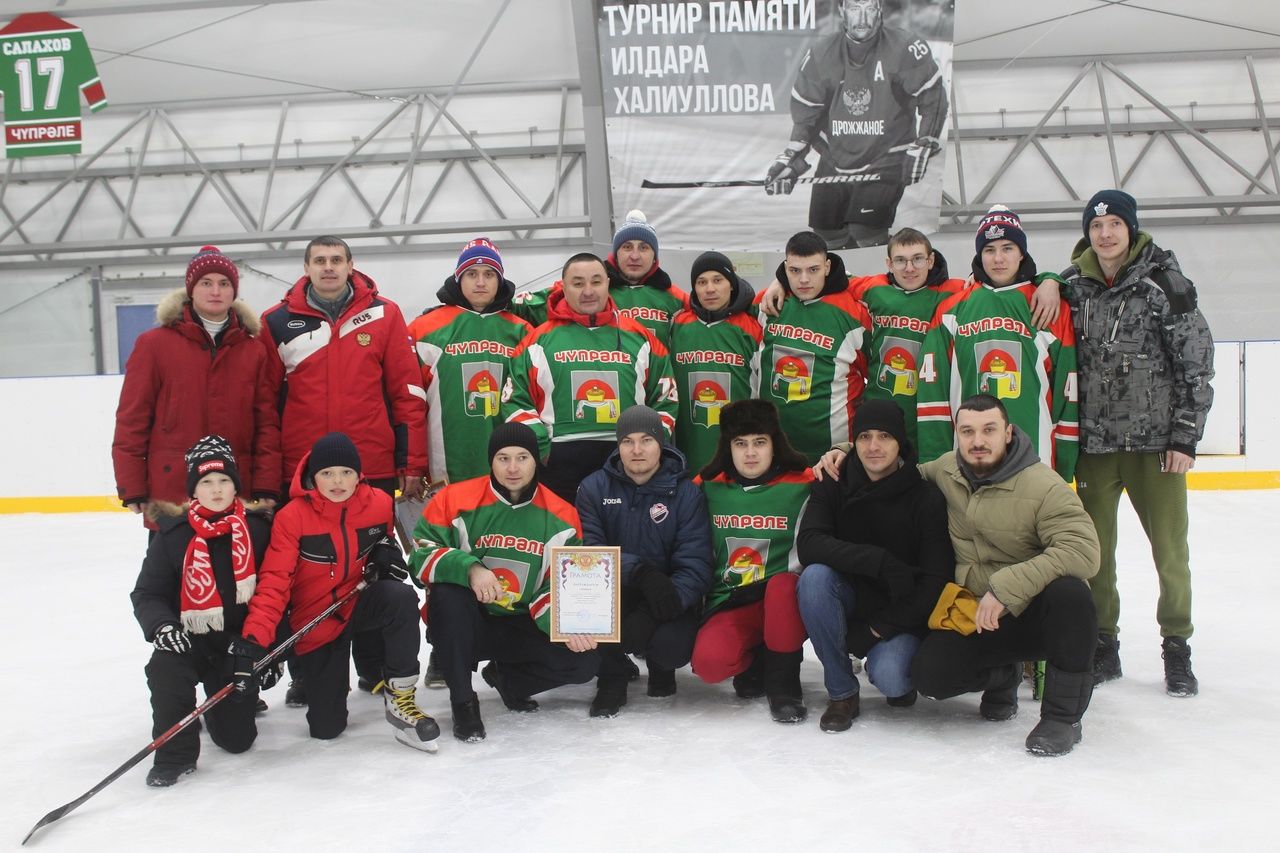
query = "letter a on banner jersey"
xmin=0 ymin=12 xmax=107 ymax=158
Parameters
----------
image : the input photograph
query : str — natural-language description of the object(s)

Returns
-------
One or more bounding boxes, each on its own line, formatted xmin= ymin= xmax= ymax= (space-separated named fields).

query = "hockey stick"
xmin=22 ymin=579 xmax=369 ymax=845
xmin=640 ymin=173 xmax=882 ymax=189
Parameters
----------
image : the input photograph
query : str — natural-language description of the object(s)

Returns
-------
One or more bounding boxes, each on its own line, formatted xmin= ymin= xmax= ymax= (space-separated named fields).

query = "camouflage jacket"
xmin=1059 ymin=233 xmax=1214 ymax=456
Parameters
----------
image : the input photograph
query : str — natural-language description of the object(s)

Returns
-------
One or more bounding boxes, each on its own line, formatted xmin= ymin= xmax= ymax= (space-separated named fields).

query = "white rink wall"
xmin=0 ymin=341 xmax=1271 ymax=503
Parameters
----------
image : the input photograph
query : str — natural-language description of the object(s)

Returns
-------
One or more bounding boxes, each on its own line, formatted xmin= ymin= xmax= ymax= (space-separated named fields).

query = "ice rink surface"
xmin=1 ymin=492 xmax=1269 ymax=852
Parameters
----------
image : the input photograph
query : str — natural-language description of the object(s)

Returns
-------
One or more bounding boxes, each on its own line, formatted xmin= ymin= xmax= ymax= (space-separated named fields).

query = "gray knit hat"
xmin=615 ymin=405 xmax=665 ymax=444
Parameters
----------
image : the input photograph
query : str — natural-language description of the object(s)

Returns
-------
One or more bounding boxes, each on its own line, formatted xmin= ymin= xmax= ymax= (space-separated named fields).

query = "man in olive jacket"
xmin=911 ymin=393 xmax=1100 ymax=757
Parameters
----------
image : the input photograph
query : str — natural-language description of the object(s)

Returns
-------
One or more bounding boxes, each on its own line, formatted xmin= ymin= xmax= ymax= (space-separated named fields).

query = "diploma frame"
xmin=548 ymin=545 xmax=622 ymax=643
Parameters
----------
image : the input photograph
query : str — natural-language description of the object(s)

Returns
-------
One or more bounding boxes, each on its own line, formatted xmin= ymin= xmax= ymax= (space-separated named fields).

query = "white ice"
xmin=1 ymin=493 xmax=1271 ymax=852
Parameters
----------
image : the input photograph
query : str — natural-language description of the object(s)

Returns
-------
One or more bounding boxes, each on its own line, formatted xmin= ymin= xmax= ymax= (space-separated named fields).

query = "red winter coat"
xmin=112 ymin=291 xmax=282 ymax=528
xmin=240 ymin=454 xmax=396 ymax=655
xmin=259 ymin=271 xmax=427 ymax=485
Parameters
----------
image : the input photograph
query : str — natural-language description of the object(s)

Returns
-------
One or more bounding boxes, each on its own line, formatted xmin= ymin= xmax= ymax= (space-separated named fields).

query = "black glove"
xmin=227 ymin=637 xmax=268 ymax=701
xmin=764 ymin=143 xmax=811 ymax=195
xmin=632 ymin=563 xmax=685 ymax=622
xmin=363 ymin=536 xmax=409 ymax=583
xmin=152 ymin=623 xmax=192 ymax=654
xmin=902 ymin=135 xmax=941 ymax=185
xmin=257 ymin=659 xmax=284 ymax=691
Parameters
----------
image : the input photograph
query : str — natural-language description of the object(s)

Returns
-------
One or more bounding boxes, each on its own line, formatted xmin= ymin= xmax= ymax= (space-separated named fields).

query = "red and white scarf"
xmin=180 ymin=499 xmax=257 ymax=633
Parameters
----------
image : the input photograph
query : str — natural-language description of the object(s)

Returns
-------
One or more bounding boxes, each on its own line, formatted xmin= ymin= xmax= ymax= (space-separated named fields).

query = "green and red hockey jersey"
xmin=0 ymin=13 xmax=107 ymax=158
xmin=409 ymin=476 xmax=581 ymax=634
xmin=501 ymin=290 xmax=678 ymax=458
xmin=699 ymin=469 xmax=814 ymax=615
xmin=408 ymin=305 xmax=532 ymax=484
xmin=849 ymin=273 xmax=966 ymax=446
xmin=509 ymin=263 xmax=688 ymax=347
xmin=758 ymin=290 xmax=872 ymax=462
xmin=669 ymin=307 xmax=762 ymax=475
xmin=915 ymin=278 xmax=1079 ymax=480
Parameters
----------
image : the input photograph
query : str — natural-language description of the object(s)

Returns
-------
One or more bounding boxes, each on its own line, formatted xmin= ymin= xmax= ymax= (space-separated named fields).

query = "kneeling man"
xmin=912 ymin=394 xmax=1099 ymax=756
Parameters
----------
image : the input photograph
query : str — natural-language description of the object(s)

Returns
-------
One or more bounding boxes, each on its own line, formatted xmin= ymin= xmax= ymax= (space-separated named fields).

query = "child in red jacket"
xmin=234 ymin=432 xmax=440 ymax=751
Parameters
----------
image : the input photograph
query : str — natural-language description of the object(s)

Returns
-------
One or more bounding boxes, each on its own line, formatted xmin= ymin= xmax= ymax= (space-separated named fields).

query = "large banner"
xmin=597 ymin=0 xmax=953 ymax=252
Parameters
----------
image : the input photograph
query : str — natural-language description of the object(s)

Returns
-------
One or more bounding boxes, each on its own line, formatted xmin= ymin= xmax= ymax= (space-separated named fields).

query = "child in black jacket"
xmin=129 ymin=435 xmax=273 ymax=787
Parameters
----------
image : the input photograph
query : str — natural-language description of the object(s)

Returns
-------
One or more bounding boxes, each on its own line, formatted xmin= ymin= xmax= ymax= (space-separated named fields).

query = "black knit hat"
xmin=690 ymin=251 xmax=740 ymax=303
xmin=851 ymin=399 xmax=908 ymax=450
xmin=1082 ymin=189 xmax=1139 ymax=239
xmin=488 ymin=422 xmax=540 ymax=463
xmin=185 ymin=434 xmax=241 ymax=497
xmin=306 ymin=432 xmax=361 ymax=481
xmin=615 ymin=404 xmax=666 ymax=444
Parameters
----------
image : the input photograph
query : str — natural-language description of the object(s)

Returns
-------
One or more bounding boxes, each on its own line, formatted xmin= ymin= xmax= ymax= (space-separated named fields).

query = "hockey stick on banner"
xmin=640 ymin=173 xmax=882 ymax=189
xmin=21 ymin=579 xmax=369 ymax=846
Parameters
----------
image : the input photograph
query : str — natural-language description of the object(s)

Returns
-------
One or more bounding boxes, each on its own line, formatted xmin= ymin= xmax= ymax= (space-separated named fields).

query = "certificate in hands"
xmin=549 ymin=546 xmax=622 ymax=643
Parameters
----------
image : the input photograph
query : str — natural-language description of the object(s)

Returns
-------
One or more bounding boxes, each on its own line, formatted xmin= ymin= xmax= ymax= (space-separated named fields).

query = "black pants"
xmin=295 ymin=579 xmax=421 ymax=739
xmin=541 ymin=440 xmax=615 ymax=504
xmin=428 ymin=582 xmax=600 ymax=705
xmin=599 ymin=589 xmax=699 ymax=679
xmin=146 ymin=648 xmax=256 ymax=769
xmin=911 ymin=577 xmax=1097 ymax=700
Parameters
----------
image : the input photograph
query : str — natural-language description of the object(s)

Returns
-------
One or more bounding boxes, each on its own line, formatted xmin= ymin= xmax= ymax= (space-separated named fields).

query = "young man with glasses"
xmin=846 ymin=227 xmax=966 ymax=445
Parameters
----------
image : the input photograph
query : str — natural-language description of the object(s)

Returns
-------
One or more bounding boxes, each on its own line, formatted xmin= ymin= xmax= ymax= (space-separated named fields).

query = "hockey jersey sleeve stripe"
xmin=790 ymin=86 xmax=823 ymax=109
xmin=910 ymin=68 xmax=944 ymax=99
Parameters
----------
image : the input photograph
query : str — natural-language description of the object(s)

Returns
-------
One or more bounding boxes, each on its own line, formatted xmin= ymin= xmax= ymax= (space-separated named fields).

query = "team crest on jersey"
xmin=571 ymin=370 xmax=621 ymax=424
xmin=769 ymin=345 xmax=814 ymax=404
xmin=650 ymin=503 xmax=669 ymax=524
xmin=723 ymin=537 xmax=770 ymax=587
xmin=461 ymin=361 xmax=503 ymax=418
xmin=841 ymin=87 xmax=872 ymax=116
xmin=480 ymin=558 xmax=527 ymax=610
xmin=974 ymin=340 xmax=1022 ymax=400
xmin=687 ymin=370 xmax=731 ymax=428
xmin=877 ymin=336 xmax=921 ymax=397
xmin=1093 ymin=202 xmax=1108 ymax=216
xmin=357 ymin=333 xmax=371 ymax=347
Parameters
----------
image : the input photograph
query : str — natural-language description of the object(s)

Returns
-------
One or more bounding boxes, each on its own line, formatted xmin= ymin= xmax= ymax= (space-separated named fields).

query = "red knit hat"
xmin=185 ymin=245 xmax=239 ymax=297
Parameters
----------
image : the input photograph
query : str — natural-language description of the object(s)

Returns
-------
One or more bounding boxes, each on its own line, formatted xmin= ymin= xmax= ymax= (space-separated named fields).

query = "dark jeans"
xmin=911 ymin=577 xmax=1097 ymax=700
xmin=541 ymin=440 xmax=615 ymax=504
xmin=146 ymin=648 xmax=256 ymax=769
xmin=428 ymin=582 xmax=600 ymax=705
xmin=598 ymin=588 xmax=699 ymax=679
xmin=295 ymin=579 xmax=421 ymax=739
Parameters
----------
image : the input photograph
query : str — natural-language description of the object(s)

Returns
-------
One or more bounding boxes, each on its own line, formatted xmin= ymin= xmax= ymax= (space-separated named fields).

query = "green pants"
xmin=1075 ymin=451 xmax=1192 ymax=639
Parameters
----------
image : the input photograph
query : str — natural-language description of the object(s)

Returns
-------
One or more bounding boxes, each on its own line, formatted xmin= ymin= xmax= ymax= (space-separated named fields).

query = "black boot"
xmin=451 ymin=696 xmax=486 ymax=743
xmin=481 ymin=662 xmax=539 ymax=712
xmin=623 ymin=655 xmax=641 ymax=682
xmin=732 ymin=648 xmax=765 ymax=699
xmin=284 ymin=678 xmax=307 ymax=708
xmin=1162 ymin=637 xmax=1198 ymax=697
xmin=146 ymin=763 xmax=196 ymax=788
xmin=762 ymin=648 xmax=807 ymax=724
xmin=1025 ymin=665 xmax=1093 ymax=757
xmin=646 ymin=665 xmax=677 ymax=698
xmin=1093 ymin=633 xmax=1122 ymax=686
xmin=589 ymin=676 xmax=628 ymax=718
xmin=886 ymin=689 xmax=917 ymax=708
xmin=424 ymin=650 xmax=446 ymax=689
xmin=979 ymin=664 xmax=1021 ymax=721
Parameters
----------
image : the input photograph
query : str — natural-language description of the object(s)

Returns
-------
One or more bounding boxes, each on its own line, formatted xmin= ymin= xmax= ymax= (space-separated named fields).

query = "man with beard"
xmin=911 ymin=394 xmax=1099 ymax=756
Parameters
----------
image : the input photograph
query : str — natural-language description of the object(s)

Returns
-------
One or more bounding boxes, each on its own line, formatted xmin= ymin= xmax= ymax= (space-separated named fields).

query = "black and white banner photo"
xmin=596 ymin=0 xmax=954 ymax=251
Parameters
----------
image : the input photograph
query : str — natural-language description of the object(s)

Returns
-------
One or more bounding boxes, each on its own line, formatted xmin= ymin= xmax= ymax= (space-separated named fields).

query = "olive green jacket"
xmin=918 ymin=429 xmax=1099 ymax=616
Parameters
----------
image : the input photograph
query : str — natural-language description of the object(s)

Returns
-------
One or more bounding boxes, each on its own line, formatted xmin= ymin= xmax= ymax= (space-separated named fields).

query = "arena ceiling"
xmin=1 ymin=1 xmax=1277 ymax=106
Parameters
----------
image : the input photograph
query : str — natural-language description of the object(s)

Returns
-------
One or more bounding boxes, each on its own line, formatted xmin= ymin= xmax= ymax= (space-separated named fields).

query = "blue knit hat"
xmin=612 ymin=209 xmax=659 ymax=259
xmin=975 ymin=205 xmax=1027 ymax=256
xmin=455 ymin=237 xmax=504 ymax=280
xmin=1083 ymin=190 xmax=1139 ymax=238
